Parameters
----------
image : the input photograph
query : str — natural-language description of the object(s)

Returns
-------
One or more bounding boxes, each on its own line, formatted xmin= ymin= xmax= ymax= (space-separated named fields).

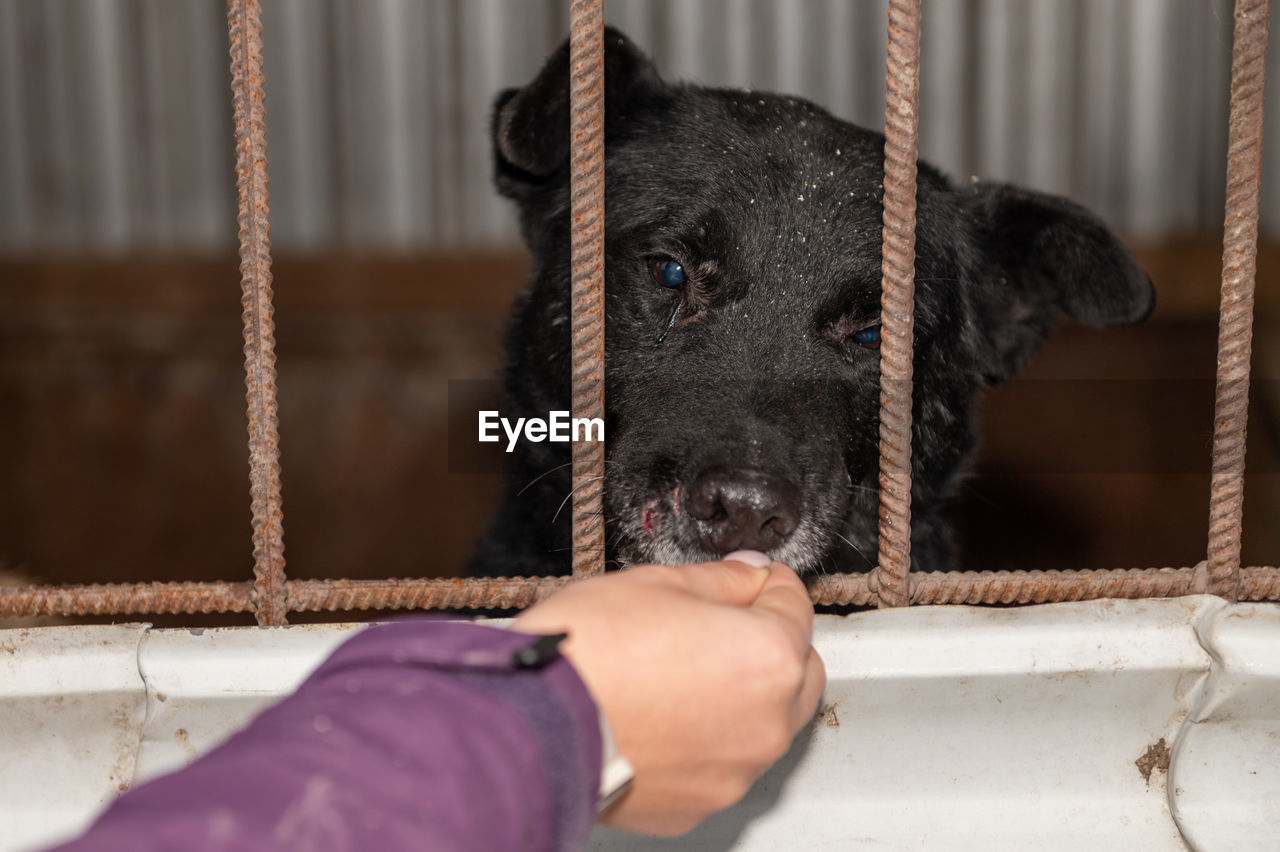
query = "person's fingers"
xmin=789 ymin=646 xmax=828 ymax=732
xmin=653 ymin=557 xmax=772 ymax=606
xmin=747 ymin=563 xmax=816 ymax=653
xmin=722 ymin=549 xmax=772 ymax=569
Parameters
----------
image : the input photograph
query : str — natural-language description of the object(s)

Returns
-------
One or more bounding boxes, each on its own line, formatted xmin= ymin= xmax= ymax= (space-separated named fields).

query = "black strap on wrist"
xmin=511 ymin=632 xmax=568 ymax=669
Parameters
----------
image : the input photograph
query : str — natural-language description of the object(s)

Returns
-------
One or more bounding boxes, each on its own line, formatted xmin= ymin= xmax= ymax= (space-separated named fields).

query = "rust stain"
xmin=1135 ymin=738 xmax=1171 ymax=786
xmin=106 ymin=701 xmax=142 ymax=793
xmin=174 ymin=727 xmax=198 ymax=761
xmin=822 ymin=703 xmax=840 ymax=728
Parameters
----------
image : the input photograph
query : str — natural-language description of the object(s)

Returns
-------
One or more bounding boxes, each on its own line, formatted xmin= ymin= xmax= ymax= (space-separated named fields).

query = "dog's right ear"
xmin=493 ymin=28 xmax=663 ymax=199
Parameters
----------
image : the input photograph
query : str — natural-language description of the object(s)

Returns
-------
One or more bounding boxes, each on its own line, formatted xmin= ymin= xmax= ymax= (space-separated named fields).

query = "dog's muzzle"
xmin=684 ymin=466 xmax=802 ymax=554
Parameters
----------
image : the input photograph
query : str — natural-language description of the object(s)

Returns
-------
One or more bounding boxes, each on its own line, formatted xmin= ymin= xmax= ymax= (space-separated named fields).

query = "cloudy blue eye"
xmin=853 ymin=324 xmax=881 ymax=349
xmin=648 ymin=256 xmax=687 ymax=288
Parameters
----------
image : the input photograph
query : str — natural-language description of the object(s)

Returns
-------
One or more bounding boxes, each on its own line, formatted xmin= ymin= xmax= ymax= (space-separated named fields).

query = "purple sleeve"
xmin=48 ymin=620 xmax=603 ymax=852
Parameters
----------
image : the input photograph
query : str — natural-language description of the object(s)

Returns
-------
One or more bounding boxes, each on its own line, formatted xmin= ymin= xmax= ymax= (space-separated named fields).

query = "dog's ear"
xmin=964 ymin=181 xmax=1155 ymax=383
xmin=492 ymin=27 xmax=663 ymax=199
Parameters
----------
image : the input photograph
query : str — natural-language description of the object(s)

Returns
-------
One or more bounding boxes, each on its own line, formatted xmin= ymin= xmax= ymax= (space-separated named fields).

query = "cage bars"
xmin=8 ymin=564 xmax=1280 ymax=618
xmin=567 ymin=0 xmax=607 ymax=578
xmin=872 ymin=0 xmax=923 ymax=608
xmin=228 ymin=0 xmax=288 ymax=625
xmin=2 ymin=0 xmax=1280 ymax=621
xmin=1202 ymin=0 xmax=1270 ymax=602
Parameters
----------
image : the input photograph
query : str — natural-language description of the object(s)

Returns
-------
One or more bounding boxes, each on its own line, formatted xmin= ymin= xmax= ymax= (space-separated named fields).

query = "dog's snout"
xmin=685 ymin=467 xmax=801 ymax=554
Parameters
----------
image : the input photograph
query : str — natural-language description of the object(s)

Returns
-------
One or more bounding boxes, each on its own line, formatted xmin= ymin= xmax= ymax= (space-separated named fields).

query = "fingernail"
xmin=723 ymin=549 xmax=771 ymax=569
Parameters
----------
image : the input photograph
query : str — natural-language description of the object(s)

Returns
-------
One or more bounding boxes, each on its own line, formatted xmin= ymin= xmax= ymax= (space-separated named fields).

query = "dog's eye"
xmin=853 ymin=325 xmax=881 ymax=349
xmin=647 ymin=256 xmax=687 ymax=288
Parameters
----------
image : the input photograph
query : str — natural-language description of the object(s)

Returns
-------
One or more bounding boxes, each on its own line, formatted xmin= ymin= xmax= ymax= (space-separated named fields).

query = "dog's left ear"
xmin=493 ymin=28 xmax=663 ymax=199
xmin=963 ymin=181 xmax=1155 ymax=383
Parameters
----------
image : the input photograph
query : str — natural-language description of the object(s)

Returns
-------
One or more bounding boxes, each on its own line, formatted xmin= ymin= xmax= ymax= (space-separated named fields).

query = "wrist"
xmin=595 ymin=704 xmax=635 ymax=812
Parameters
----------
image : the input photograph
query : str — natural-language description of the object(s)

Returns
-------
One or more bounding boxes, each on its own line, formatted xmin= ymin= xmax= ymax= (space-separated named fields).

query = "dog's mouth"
xmin=610 ymin=464 xmax=847 ymax=573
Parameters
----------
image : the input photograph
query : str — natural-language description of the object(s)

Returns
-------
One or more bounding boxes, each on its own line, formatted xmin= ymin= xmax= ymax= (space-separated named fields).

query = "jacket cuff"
xmin=327 ymin=620 xmax=605 ymax=851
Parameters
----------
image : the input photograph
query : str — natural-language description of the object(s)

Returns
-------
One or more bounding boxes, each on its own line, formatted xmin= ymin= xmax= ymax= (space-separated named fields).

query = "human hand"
xmin=513 ymin=552 xmax=825 ymax=836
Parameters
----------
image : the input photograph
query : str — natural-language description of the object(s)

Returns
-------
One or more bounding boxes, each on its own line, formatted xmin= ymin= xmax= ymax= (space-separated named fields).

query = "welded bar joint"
xmin=228 ymin=0 xmax=288 ymax=624
xmin=567 ymin=0 xmax=608 ymax=577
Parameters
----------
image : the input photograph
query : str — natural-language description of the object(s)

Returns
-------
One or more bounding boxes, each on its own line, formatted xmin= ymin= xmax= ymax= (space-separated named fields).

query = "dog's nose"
xmin=685 ymin=467 xmax=801 ymax=554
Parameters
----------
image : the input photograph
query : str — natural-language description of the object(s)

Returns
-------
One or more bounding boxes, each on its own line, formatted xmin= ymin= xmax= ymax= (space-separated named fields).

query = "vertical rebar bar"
xmin=1203 ymin=0 xmax=1269 ymax=602
xmin=874 ymin=0 xmax=923 ymax=608
xmin=568 ymin=0 xmax=607 ymax=577
xmin=228 ymin=0 xmax=288 ymax=624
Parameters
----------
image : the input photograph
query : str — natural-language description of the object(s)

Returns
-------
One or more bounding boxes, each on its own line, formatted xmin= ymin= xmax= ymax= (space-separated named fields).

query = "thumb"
xmin=666 ymin=551 xmax=773 ymax=606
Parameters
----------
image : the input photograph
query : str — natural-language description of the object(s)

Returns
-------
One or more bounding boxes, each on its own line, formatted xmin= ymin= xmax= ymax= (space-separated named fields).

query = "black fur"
xmin=470 ymin=30 xmax=1153 ymax=577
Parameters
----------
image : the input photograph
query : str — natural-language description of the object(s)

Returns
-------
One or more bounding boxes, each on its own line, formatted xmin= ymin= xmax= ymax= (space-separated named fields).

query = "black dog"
xmin=469 ymin=30 xmax=1153 ymax=578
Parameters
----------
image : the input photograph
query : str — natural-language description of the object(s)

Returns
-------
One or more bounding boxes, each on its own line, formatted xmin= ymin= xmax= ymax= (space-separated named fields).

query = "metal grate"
xmin=1 ymin=0 xmax=1277 ymax=623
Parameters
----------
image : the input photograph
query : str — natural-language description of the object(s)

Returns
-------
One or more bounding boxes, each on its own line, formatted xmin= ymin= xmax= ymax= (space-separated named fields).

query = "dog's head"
xmin=490 ymin=30 xmax=1153 ymax=573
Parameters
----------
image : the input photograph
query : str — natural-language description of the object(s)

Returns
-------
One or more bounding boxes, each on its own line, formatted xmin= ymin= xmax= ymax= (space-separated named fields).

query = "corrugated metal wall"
xmin=1 ymin=0 xmax=1277 ymax=253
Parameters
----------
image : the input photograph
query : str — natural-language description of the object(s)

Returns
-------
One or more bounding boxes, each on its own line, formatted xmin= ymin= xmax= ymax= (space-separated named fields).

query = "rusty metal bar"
xmin=0 ymin=578 xmax=565 ymax=618
xmin=567 ymin=0 xmax=607 ymax=577
xmin=1202 ymin=0 xmax=1270 ymax=601
xmin=811 ymin=565 xmax=1280 ymax=608
xmin=0 ymin=582 xmax=255 ymax=617
xmin=873 ymin=0 xmax=923 ymax=608
xmin=284 ymin=577 xmax=571 ymax=613
xmin=6 ymin=567 xmax=1280 ymax=619
xmin=228 ymin=0 xmax=288 ymax=625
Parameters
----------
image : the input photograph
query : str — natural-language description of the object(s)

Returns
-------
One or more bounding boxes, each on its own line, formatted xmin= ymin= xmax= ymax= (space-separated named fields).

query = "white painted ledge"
xmin=1 ymin=598 xmax=1276 ymax=851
